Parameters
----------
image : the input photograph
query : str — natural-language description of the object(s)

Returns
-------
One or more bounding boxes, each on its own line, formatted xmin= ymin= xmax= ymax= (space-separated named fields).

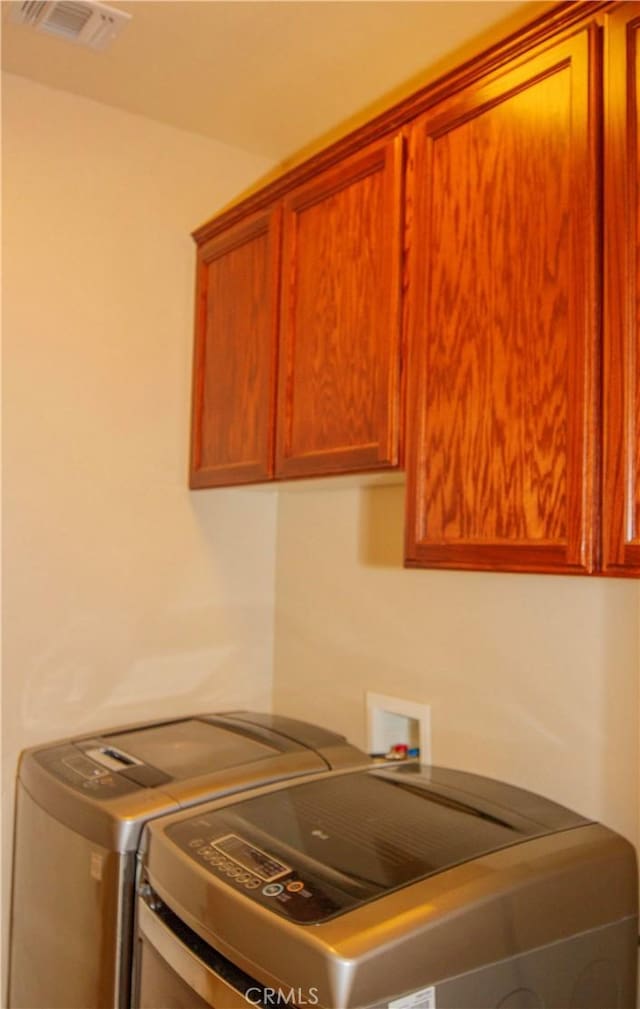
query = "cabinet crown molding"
xmin=192 ymin=0 xmax=614 ymax=247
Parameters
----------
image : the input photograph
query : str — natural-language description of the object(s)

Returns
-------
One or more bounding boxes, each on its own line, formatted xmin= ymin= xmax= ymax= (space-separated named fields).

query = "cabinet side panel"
xmin=190 ymin=211 xmax=279 ymax=488
xmin=603 ymin=5 xmax=640 ymax=573
xmin=405 ymin=30 xmax=598 ymax=573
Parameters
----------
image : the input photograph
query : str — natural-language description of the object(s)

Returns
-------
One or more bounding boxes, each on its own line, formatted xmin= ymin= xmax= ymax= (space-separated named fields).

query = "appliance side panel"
xmin=428 ymin=917 xmax=638 ymax=1009
xmin=8 ymin=784 xmax=127 ymax=1009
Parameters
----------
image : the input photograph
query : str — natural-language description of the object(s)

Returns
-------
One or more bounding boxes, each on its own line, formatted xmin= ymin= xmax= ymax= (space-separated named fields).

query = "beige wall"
xmin=2 ymin=72 xmax=277 ymax=955
xmin=274 ymin=481 xmax=640 ymax=846
xmin=4 ymin=62 xmax=640 ymax=1003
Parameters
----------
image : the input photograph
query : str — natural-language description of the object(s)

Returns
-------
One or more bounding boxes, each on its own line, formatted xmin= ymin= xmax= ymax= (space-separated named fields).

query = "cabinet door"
xmin=405 ymin=28 xmax=599 ymax=574
xmin=602 ymin=3 xmax=640 ymax=575
xmin=276 ymin=136 xmax=403 ymax=478
xmin=189 ymin=209 xmax=280 ymax=488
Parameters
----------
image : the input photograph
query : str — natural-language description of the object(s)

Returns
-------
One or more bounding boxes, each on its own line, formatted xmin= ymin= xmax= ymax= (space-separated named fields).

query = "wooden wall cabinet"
xmin=602 ymin=2 xmax=640 ymax=574
xmin=190 ymin=136 xmax=404 ymax=488
xmin=189 ymin=1 xmax=640 ymax=580
xmin=189 ymin=209 xmax=280 ymax=488
xmin=404 ymin=27 xmax=599 ymax=574
xmin=276 ymin=137 xmax=404 ymax=478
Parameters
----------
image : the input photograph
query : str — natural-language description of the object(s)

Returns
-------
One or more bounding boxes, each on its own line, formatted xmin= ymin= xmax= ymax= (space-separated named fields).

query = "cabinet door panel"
xmin=405 ymin=29 xmax=599 ymax=573
xmin=190 ymin=210 xmax=280 ymax=488
xmin=276 ymin=137 xmax=403 ymax=478
xmin=602 ymin=3 xmax=640 ymax=574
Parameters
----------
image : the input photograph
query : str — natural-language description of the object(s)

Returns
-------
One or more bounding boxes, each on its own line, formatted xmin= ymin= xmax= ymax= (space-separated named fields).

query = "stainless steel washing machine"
xmin=7 ymin=710 xmax=369 ymax=1009
xmin=135 ymin=762 xmax=638 ymax=1009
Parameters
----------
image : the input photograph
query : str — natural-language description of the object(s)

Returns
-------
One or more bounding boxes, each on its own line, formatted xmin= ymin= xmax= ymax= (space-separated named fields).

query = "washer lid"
xmin=167 ymin=763 xmax=590 ymax=923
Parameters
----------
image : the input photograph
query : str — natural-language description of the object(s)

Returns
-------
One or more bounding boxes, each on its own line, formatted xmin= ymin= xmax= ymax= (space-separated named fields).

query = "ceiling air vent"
xmin=11 ymin=0 xmax=131 ymax=51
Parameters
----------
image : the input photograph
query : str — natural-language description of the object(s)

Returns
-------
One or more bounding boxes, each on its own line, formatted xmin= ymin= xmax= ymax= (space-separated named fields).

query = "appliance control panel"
xmin=34 ymin=744 xmax=169 ymax=798
xmin=167 ymin=816 xmax=351 ymax=923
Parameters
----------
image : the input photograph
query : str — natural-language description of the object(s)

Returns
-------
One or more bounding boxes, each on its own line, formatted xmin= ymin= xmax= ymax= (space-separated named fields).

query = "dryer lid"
xmin=102 ymin=718 xmax=280 ymax=780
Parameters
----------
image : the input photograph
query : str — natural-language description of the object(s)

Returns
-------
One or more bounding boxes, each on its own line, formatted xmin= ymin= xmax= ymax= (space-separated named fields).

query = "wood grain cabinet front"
xmin=404 ymin=26 xmax=600 ymax=574
xmin=190 ymin=136 xmax=404 ymax=488
xmin=189 ymin=209 xmax=280 ymax=488
xmin=276 ymin=136 xmax=404 ymax=478
xmin=602 ymin=2 xmax=640 ymax=575
xmin=188 ymin=2 xmax=640 ymax=579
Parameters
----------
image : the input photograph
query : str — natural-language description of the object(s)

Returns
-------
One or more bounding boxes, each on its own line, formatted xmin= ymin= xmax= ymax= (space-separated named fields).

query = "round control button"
xmin=189 ymin=839 xmax=205 ymax=849
xmin=202 ymin=852 xmax=216 ymax=861
xmin=245 ymin=879 xmax=261 ymax=889
xmin=262 ymin=883 xmax=284 ymax=897
xmin=210 ymin=856 xmax=224 ymax=866
xmin=227 ymin=867 xmax=241 ymax=877
xmin=286 ymin=881 xmax=304 ymax=893
xmin=236 ymin=872 xmax=251 ymax=883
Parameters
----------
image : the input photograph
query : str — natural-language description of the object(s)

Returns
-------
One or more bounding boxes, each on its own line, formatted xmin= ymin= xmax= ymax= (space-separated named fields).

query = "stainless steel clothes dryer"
xmin=8 ymin=711 xmax=369 ymax=1009
xmin=135 ymin=762 xmax=638 ymax=1009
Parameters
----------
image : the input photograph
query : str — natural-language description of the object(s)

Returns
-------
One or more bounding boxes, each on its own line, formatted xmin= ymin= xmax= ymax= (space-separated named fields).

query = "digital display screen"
xmin=212 ymin=834 xmax=291 ymax=881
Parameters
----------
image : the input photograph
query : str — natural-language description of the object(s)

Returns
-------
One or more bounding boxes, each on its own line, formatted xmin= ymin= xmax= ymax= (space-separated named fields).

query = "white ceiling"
xmin=3 ymin=0 xmax=543 ymax=162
